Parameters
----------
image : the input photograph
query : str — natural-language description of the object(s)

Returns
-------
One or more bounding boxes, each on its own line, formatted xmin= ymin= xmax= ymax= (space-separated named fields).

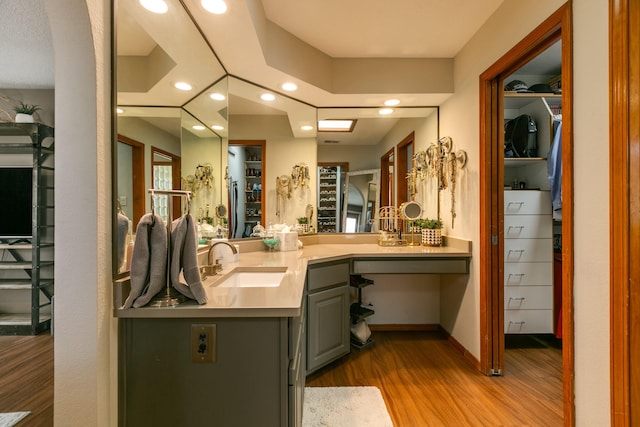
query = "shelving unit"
xmin=241 ymin=146 xmax=264 ymax=237
xmin=502 ymin=88 xmax=561 ymax=335
xmin=0 ymin=123 xmax=54 ymax=335
xmin=317 ymin=166 xmax=342 ymax=233
xmin=349 ymin=274 xmax=374 ymax=349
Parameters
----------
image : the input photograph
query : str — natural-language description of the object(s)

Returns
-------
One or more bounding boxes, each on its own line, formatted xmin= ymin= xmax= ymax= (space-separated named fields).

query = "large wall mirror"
xmin=113 ymin=0 xmax=439 ymax=276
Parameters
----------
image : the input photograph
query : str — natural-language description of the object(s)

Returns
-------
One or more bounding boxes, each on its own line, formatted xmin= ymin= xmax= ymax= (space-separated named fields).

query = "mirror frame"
xmin=341 ymin=169 xmax=381 ymax=233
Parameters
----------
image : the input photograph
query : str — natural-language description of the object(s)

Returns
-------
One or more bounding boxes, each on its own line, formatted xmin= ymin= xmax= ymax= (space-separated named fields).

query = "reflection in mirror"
xmin=341 ymin=169 xmax=380 ymax=233
xmin=115 ymin=0 xmax=227 ymax=275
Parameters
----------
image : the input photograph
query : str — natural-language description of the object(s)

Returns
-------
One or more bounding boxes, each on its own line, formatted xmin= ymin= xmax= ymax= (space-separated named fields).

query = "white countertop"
xmin=114 ymin=236 xmax=471 ymax=319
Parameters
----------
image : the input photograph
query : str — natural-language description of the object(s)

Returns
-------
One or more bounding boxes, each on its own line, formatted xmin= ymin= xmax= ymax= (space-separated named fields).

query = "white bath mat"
xmin=0 ymin=412 xmax=30 ymax=427
xmin=303 ymin=386 xmax=394 ymax=426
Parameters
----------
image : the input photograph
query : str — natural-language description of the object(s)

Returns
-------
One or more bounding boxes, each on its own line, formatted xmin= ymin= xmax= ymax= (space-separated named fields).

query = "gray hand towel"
xmin=170 ymin=214 xmax=207 ymax=304
xmin=116 ymin=213 xmax=129 ymax=271
xmin=122 ymin=213 xmax=168 ymax=309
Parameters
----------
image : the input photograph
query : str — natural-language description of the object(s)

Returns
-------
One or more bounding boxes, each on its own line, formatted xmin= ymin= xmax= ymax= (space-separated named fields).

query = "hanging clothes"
xmin=547 ymin=119 xmax=562 ymax=221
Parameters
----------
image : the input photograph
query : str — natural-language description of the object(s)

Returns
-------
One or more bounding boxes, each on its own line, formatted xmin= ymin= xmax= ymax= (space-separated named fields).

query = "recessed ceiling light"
xmin=318 ymin=119 xmax=356 ymax=132
xmin=301 ymin=125 xmax=314 ymax=131
xmin=211 ymin=125 xmax=224 ymax=130
xmin=174 ymin=82 xmax=192 ymax=91
xmin=260 ymin=93 xmax=276 ymax=101
xmin=201 ymin=0 xmax=227 ymax=14
xmin=384 ymin=99 xmax=400 ymax=106
xmin=140 ymin=0 xmax=168 ymax=14
xmin=378 ymin=108 xmax=394 ymax=115
xmin=116 ymin=108 xmax=124 ymax=114
xmin=192 ymin=125 xmax=205 ymax=131
xmin=210 ymin=92 xmax=226 ymax=101
xmin=282 ymin=82 xmax=298 ymax=92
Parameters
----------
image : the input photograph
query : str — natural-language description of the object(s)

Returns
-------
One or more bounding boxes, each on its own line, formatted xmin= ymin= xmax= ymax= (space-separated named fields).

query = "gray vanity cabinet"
xmin=306 ymin=261 xmax=350 ymax=374
xmin=119 ymin=313 xmax=305 ymax=427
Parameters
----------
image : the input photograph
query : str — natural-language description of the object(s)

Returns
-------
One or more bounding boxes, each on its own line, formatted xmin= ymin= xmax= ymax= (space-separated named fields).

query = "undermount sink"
xmin=214 ymin=266 xmax=287 ymax=288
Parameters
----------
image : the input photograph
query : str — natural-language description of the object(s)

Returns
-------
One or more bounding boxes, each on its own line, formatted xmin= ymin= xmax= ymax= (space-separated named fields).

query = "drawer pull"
xmin=507 ymin=201 xmax=524 ymax=207
xmin=507 ymin=273 xmax=525 ymax=281
xmin=507 ymin=225 xmax=524 ymax=233
xmin=508 ymin=297 xmax=526 ymax=306
xmin=508 ymin=321 xmax=525 ymax=331
xmin=507 ymin=249 xmax=525 ymax=258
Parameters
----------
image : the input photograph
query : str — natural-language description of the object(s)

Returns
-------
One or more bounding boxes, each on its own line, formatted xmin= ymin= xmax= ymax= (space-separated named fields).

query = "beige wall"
xmin=47 ymin=0 xmax=613 ymax=425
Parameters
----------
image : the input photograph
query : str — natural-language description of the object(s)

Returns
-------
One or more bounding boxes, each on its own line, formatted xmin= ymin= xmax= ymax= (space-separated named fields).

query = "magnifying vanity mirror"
xmin=112 ymin=0 xmax=440 ymax=277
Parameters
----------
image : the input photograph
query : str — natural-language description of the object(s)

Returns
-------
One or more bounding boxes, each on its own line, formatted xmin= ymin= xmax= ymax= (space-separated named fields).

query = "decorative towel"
xmin=122 ymin=213 xmax=168 ymax=308
xmin=170 ymin=214 xmax=207 ymax=304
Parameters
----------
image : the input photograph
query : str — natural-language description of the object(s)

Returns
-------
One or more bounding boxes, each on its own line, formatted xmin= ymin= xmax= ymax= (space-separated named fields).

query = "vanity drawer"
xmin=504 ymin=239 xmax=553 ymax=263
xmin=504 ymin=262 xmax=553 ymax=286
xmin=504 ymin=190 xmax=551 ymax=215
xmin=505 ymin=309 xmax=553 ymax=334
xmin=307 ymin=262 xmax=349 ymax=292
xmin=504 ymin=215 xmax=552 ymax=239
xmin=505 ymin=286 xmax=552 ymax=310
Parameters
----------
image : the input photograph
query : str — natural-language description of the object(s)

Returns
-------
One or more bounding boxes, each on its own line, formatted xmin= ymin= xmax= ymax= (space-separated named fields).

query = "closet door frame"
xmin=478 ymin=3 xmax=574 ymax=424
xmin=610 ymin=0 xmax=640 ymax=424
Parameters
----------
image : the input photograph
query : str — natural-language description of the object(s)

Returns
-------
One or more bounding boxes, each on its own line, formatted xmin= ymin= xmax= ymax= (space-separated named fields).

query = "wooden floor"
xmin=0 ymin=331 xmax=561 ymax=427
xmin=307 ymin=331 xmax=563 ymax=427
xmin=0 ymin=333 xmax=53 ymax=426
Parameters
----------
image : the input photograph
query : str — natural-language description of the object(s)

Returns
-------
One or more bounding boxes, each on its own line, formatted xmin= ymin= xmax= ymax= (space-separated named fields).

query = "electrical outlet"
xmin=191 ymin=324 xmax=216 ymax=363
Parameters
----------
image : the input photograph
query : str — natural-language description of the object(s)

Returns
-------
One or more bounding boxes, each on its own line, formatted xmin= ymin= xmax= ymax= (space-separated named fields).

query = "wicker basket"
xmin=421 ymin=228 xmax=442 ymax=247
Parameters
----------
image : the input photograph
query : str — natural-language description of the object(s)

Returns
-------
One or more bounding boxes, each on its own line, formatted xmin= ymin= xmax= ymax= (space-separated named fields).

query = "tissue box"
xmin=276 ymin=231 xmax=298 ymax=251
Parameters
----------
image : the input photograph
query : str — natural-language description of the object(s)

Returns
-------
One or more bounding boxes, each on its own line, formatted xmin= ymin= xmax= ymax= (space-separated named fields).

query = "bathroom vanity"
xmin=115 ymin=236 xmax=470 ymax=426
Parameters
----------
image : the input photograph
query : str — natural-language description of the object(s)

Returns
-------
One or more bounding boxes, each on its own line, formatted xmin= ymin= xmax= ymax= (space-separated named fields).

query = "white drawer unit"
xmin=505 ymin=310 xmax=553 ymax=334
xmin=505 ymin=286 xmax=553 ymax=310
xmin=504 ymin=190 xmax=552 ymax=214
xmin=504 ymin=262 xmax=553 ymax=286
xmin=504 ymin=238 xmax=553 ymax=263
xmin=504 ymin=215 xmax=552 ymax=239
xmin=504 ymin=189 xmax=554 ymax=334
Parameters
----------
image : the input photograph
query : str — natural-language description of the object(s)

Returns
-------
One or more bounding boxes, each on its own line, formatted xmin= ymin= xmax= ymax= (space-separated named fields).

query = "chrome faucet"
xmin=202 ymin=241 xmax=238 ymax=278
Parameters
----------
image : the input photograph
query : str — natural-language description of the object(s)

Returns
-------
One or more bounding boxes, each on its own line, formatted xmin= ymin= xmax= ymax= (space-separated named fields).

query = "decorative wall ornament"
xmin=276 ymin=174 xmax=293 ymax=218
xmin=413 ymin=136 xmax=467 ymax=228
xmin=291 ymin=163 xmax=311 ymax=190
xmin=182 ymin=163 xmax=213 ymax=197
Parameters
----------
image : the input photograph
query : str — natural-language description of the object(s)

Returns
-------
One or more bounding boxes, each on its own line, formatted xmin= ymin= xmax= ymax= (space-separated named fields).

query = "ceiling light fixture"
xmin=201 ymin=0 xmax=227 ymax=14
xmin=300 ymin=125 xmax=314 ymax=131
xmin=174 ymin=82 xmax=192 ymax=91
xmin=318 ymin=119 xmax=356 ymax=132
xmin=192 ymin=125 xmax=205 ymax=130
xmin=210 ymin=92 xmax=226 ymax=101
xmin=384 ymin=99 xmax=400 ymax=106
xmin=140 ymin=0 xmax=168 ymax=14
xmin=116 ymin=108 xmax=124 ymax=114
xmin=282 ymin=82 xmax=298 ymax=92
xmin=378 ymin=108 xmax=394 ymax=115
xmin=260 ymin=93 xmax=276 ymax=101
xmin=211 ymin=125 xmax=224 ymax=131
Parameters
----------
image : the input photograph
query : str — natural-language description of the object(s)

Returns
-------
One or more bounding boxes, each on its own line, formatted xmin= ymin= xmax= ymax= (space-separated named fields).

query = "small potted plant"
xmin=13 ymin=101 xmax=41 ymax=123
xmin=296 ymin=216 xmax=309 ymax=234
xmin=419 ymin=218 xmax=443 ymax=247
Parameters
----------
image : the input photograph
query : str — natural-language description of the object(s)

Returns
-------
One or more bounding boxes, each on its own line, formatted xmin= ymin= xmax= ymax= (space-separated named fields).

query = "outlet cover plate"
xmin=191 ymin=324 xmax=216 ymax=363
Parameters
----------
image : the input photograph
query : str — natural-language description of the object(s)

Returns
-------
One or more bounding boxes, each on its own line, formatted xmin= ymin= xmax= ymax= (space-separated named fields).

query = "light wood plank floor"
xmin=306 ymin=331 xmax=563 ymax=427
xmin=0 ymin=331 xmax=561 ymax=426
xmin=0 ymin=333 xmax=53 ymax=426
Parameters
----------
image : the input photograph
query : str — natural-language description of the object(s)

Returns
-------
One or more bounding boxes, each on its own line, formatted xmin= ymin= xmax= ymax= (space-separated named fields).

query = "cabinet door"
xmin=307 ymin=285 xmax=350 ymax=373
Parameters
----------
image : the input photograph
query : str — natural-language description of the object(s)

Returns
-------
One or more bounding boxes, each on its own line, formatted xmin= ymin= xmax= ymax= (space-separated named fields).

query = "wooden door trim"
xmin=478 ymin=3 xmax=574 ymax=425
xmin=610 ymin=0 xmax=639 ymax=424
xmin=117 ymin=134 xmax=145 ymax=226
xmin=381 ymin=147 xmax=394 ymax=207
xmin=396 ymin=132 xmax=415 ymax=205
